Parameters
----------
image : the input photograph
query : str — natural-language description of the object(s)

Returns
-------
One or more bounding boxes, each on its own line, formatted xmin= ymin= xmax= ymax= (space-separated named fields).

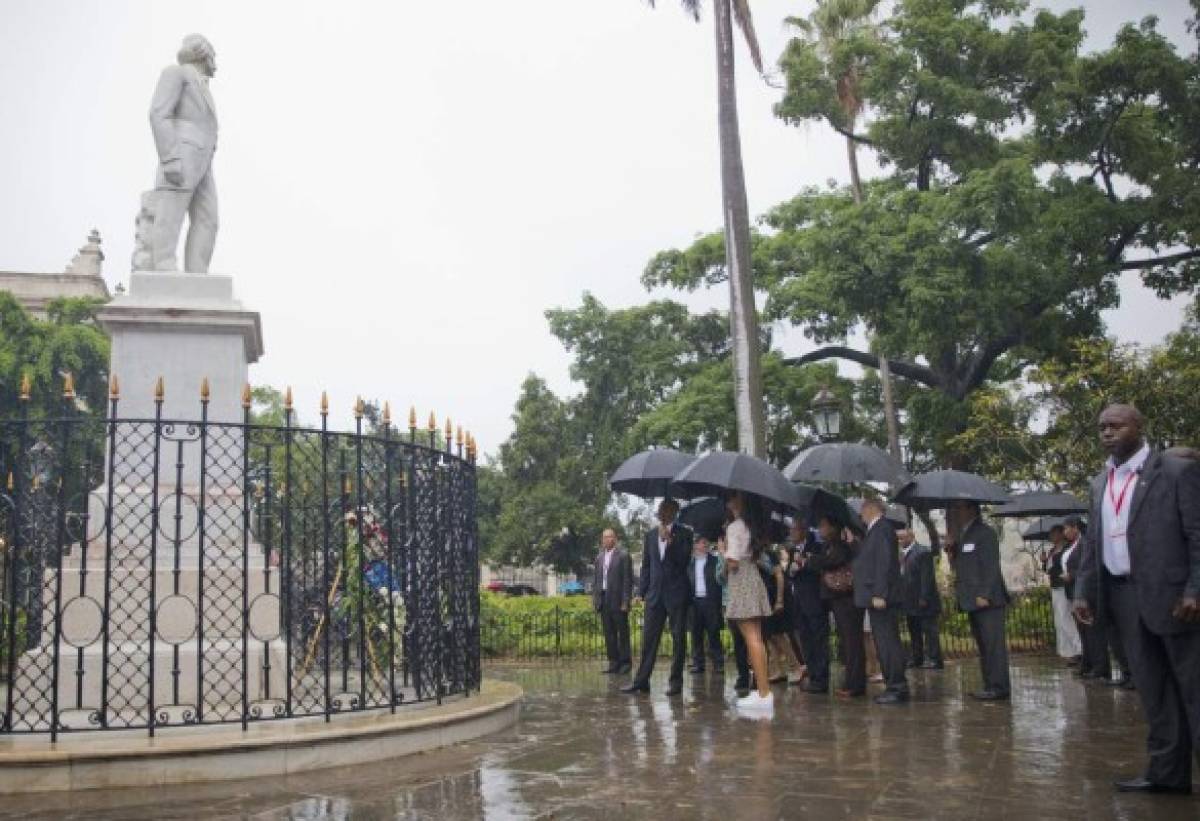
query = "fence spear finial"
xmin=382 ymin=401 xmax=392 ymax=426
xmin=408 ymin=406 xmax=417 ymax=430
xmin=62 ymin=372 xmax=75 ymax=400
xmin=320 ymin=391 xmax=329 ymax=415
xmin=354 ymin=396 xmax=365 ymax=419
xmin=18 ymin=373 xmax=31 ymax=401
xmin=284 ymin=386 xmax=293 ymax=411
xmin=428 ymin=411 xmax=437 ymax=433
xmin=241 ymin=382 xmax=252 ymax=409
xmin=109 ymin=374 xmax=120 ymax=400
xmin=200 ymin=377 xmax=210 ymax=402
xmin=154 ymin=376 xmax=165 ymax=402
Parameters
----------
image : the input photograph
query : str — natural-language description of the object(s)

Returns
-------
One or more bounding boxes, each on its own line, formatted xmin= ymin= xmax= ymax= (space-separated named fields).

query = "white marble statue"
xmin=132 ymin=34 xmax=219 ymax=274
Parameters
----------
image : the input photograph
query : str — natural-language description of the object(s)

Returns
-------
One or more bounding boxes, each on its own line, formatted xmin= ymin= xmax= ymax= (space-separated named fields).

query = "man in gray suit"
xmin=593 ymin=528 xmax=633 ymax=674
xmin=948 ymin=500 xmax=1011 ymax=700
xmin=899 ymin=528 xmax=943 ymax=669
xmin=142 ymin=34 xmax=220 ymax=273
xmin=1074 ymin=404 xmax=1200 ymax=795
xmin=853 ymin=498 xmax=909 ymax=704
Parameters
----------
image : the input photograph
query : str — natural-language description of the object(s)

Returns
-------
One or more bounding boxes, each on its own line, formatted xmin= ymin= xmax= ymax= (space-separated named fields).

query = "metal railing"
xmin=0 ymin=381 xmax=480 ymax=739
xmin=480 ymin=590 xmax=1055 ymax=661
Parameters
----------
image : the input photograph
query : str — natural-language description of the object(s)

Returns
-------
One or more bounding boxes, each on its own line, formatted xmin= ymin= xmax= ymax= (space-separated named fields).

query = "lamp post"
xmin=811 ymin=387 xmax=843 ymax=442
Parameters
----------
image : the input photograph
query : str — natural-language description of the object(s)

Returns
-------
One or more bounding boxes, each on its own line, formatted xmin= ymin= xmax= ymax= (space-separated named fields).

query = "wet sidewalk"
xmin=2 ymin=656 xmax=1197 ymax=820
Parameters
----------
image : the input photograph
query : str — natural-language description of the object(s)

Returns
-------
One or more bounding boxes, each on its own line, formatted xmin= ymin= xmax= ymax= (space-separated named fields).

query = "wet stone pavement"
xmin=3 ymin=655 xmax=1198 ymax=820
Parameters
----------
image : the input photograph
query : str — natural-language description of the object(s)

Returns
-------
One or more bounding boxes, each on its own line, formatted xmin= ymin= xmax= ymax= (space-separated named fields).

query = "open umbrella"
xmin=992 ymin=490 xmax=1087 ymax=518
xmin=783 ymin=442 xmax=911 ymax=488
xmin=893 ymin=469 xmax=1011 ymax=507
xmin=608 ymin=448 xmax=696 ymax=499
xmin=678 ymin=497 xmax=726 ymax=540
xmin=672 ymin=451 xmax=808 ymax=512
xmin=1021 ymin=516 xmax=1071 ymax=541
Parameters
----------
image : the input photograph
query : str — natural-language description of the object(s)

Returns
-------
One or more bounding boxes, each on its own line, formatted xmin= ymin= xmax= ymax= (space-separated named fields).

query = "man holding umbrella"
xmin=947 ymin=500 xmax=1011 ymax=700
xmin=621 ymin=499 xmax=693 ymax=696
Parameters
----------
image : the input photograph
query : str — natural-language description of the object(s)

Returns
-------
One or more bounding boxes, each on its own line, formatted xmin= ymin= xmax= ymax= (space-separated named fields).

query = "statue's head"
xmin=177 ymin=34 xmax=216 ymax=78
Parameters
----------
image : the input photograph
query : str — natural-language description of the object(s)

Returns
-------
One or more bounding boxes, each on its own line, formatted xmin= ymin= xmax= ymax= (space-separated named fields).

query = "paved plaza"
xmin=0 ymin=655 xmax=1196 ymax=820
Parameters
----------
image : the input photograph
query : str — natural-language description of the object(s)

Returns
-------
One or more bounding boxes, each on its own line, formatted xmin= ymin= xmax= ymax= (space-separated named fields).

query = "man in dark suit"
xmin=622 ymin=499 xmax=693 ymax=696
xmin=687 ymin=535 xmax=724 ymax=673
xmin=899 ymin=527 xmax=943 ymax=669
xmin=789 ymin=520 xmax=830 ymax=694
xmin=593 ymin=528 xmax=633 ymax=675
xmin=1073 ymin=404 xmax=1200 ymax=795
xmin=853 ymin=498 xmax=909 ymax=704
xmin=1062 ymin=517 xmax=1109 ymax=680
xmin=948 ymin=500 xmax=1011 ymax=700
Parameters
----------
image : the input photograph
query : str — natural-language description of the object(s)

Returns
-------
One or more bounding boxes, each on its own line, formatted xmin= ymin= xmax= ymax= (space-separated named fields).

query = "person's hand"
xmin=773 ymin=601 xmax=784 ymax=614
xmin=726 ymin=557 xmax=739 ymax=572
xmin=975 ymin=596 xmax=990 ymax=609
xmin=1061 ymin=571 xmax=1071 ymax=583
xmin=871 ymin=596 xmax=886 ymax=610
xmin=1072 ymin=599 xmax=1094 ymax=625
xmin=1172 ymin=595 xmax=1200 ymax=624
xmin=161 ymin=158 xmax=184 ymax=187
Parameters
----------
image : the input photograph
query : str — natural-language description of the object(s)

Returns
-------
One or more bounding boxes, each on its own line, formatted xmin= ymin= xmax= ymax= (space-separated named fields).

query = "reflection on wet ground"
xmin=2 ymin=656 xmax=1197 ymax=820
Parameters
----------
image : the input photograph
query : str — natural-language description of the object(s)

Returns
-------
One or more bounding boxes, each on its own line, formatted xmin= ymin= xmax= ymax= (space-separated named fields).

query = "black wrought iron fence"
xmin=480 ymin=589 xmax=1055 ymax=661
xmin=0 ymin=379 xmax=480 ymax=740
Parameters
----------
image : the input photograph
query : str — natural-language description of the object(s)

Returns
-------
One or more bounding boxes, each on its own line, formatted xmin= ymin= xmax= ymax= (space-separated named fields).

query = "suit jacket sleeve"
xmin=1177 ymin=459 xmax=1200 ymax=599
xmin=1074 ymin=483 xmax=1102 ymax=606
xmin=149 ymin=65 xmax=185 ymax=162
xmin=620 ymin=550 xmax=634 ymax=607
xmin=870 ymin=528 xmax=891 ymax=599
xmin=920 ymin=552 xmax=938 ymax=605
xmin=592 ymin=555 xmax=603 ymax=611
xmin=974 ymin=525 xmax=1000 ymax=601
xmin=638 ymin=533 xmax=650 ymax=599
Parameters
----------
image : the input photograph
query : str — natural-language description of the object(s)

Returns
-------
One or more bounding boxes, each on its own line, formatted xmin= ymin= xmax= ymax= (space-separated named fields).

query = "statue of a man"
xmin=135 ymin=34 xmax=219 ymax=274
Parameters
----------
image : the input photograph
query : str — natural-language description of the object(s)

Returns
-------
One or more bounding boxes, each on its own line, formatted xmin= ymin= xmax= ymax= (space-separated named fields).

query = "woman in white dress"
xmin=723 ymin=491 xmax=775 ymax=713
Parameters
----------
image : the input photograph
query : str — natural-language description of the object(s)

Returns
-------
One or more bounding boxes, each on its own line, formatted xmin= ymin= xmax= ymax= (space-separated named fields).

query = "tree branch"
xmin=827 ymin=119 xmax=874 ymax=146
xmin=1119 ymin=249 xmax=1200 ymax=270
xmin=785 ymin=346 xmax=940 ymax=388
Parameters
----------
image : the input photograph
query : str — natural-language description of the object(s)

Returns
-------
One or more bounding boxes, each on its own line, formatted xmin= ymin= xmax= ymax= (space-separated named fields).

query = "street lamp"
xmin=811 ymin=387 xmax=842 ymax=441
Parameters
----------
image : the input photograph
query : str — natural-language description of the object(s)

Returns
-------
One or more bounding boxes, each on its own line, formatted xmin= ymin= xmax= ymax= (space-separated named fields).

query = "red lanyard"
xmin=1107 ymin=467 xmax=1138 ymax=517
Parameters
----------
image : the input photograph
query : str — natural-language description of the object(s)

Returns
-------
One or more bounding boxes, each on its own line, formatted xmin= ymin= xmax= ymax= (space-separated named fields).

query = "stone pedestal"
xmin=98 ymin=271 xmax=264 ymax=424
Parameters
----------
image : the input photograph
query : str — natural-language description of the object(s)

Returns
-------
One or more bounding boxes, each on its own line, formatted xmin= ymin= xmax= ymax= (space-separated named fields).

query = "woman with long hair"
xmin=722 ymin=491 xmax=775 ymax=713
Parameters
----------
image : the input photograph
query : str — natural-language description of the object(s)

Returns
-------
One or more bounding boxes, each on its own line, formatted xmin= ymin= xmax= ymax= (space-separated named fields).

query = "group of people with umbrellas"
xmin=603 ymin=443 xmax=1018 ymax=715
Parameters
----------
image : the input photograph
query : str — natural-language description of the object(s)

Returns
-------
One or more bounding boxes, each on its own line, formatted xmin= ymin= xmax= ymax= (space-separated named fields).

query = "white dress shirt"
xmin=658 ymin=534 xmax=668 ymax=561
xmin=602 ymin=548 xmax=613 ymax=591
xmin=693 ymin=554 xmax=707 ymax=598
xmin=1102 ymin=443 xmax=1151 ymax=577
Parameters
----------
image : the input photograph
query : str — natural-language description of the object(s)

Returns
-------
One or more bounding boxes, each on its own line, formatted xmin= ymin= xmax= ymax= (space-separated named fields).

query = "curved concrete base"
xmin=0 ymin=680 xmax=521 ymax=793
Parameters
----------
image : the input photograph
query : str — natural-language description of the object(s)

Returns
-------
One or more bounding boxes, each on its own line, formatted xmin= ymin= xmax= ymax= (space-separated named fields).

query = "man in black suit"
xmin=853 ymin=498 xmax=909 ymax=704
xmin=899 ymin=527 xmax=943 ymax=669
xmin=1074 ymin=404 xmax=1200 ymax=795
xmin=687 ymin=535 xmax=724 ymax=673
xmin=948 ymin=500 xmax=1011 ymax=700
xmin=593 ymin=528 xmax=634 ymax=675
xmin=622 ymin=499 xmax=693 ymax=696
xmin=1062 ymin=517 xmax=1109 ymax=680
xmin=789 ymin=520 xmax=830 ymax=694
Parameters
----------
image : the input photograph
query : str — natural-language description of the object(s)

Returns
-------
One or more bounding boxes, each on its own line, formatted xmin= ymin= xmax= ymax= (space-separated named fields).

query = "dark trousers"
xmin=968 ymin=606 xmax=1011 ymax=695
xmin=689 ymin=596 xmax=723 ymax=670
xmin=1079 ymin=617 xmax=1112 ymax=678
xmin=1107 ymin=578 xmax=1200 ymax=788
xmin=829 ymin=596 xmax=866 ymax=693
xmin=731 ymin=622 xmax=750 ymax=686
xmin=869 ymin=607 xmax=909 ymax=694
xmin=600 ymin=604 xmax=631 ymax=671
xmin=633 ymin=602 xmax=687 ymax=688
xmin=795 ymin=604 xmax=830 ymax=689
xmin=906 ymin=613 xmax=942 ymax=665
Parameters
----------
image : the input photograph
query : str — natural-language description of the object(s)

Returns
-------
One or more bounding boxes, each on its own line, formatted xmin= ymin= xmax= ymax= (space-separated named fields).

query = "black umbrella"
xmin=992 ymin=491 xmax=1087 ymax=518
xmin=893 ymin=469 xmax=1011 ymax=507
xmin=782 ymin=442 xmax=911 ymax=488
xmin=672 ymin=451 xmax=808 ymax=512
xmin=1021 ymin=515 xmax=1072 ymax=541
xmin=678 ymin=497 xmax=726 ymax=540
xmin=608 ymin=448 xmax=696 ymax=499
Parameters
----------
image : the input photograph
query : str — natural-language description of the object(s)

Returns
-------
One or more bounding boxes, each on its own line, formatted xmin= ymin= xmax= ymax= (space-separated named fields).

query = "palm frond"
xmin=645 ymin=0 xmax=701 ymax=22
xmin=731 ymin=0 xmax=764 ymax=73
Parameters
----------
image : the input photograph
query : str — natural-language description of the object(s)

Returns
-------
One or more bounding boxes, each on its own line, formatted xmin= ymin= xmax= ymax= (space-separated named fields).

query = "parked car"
xmin=504 ymin=584 xmax=541 ymax=597
xmin=483 ymin=580 xmax=507 ymax=593
xmin=559 ymin=580 xmax=586 ymax=596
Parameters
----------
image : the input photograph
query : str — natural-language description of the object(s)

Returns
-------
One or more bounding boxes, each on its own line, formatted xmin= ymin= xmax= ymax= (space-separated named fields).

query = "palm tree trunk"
xmin=713 ymin=0 xmax=766 ymax=457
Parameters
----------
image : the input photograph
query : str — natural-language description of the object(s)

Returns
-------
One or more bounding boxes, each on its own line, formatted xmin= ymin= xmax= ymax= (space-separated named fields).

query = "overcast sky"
xmin=0 ymin=1 xmax=1193 ymax=451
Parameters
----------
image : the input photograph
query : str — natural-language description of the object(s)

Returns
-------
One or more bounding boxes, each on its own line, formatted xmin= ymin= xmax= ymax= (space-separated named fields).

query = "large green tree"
xmin=645 ymin=2 xmax=1200 ymax=467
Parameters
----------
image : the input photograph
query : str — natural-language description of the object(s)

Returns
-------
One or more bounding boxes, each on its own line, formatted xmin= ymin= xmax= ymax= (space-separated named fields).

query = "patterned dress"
xmin=723 ymin=518 xmax=772 ymax=620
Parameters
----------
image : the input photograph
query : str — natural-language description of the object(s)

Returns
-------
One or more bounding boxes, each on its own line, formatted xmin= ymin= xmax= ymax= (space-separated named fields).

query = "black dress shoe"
xmin=906 ymin=660 xmax=921 ymax=669
xmin=874 ymin=691 xmax=909 ymax=705
xmin=733 ymin=679 xmax=749 ymax=691
xmin=803 ymin=683 xmax=828 ymax=694
xmin=1114 ymin=777 xmax=1192 ymax=795
xmin=664 ymin=684 xmax=683 ymax=696
xmin=970 ymin=689 xmax=1010 ymax=701
xmin=620 ymin=682 xmax=650 ymax=694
